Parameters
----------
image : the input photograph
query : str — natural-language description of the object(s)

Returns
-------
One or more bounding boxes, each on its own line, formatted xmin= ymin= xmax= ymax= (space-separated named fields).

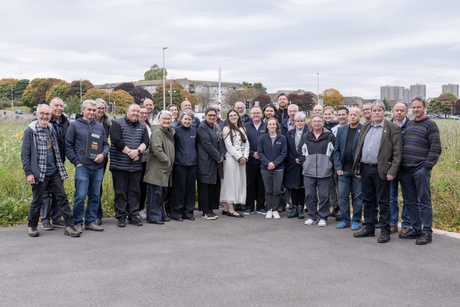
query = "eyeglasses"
xmin=207 ymin=114 xmax=216 ymax=117
xmin=97 ymin=107 xmax=106 ymax=110
xmin=39 ymin=112 xmax=51 ymax=116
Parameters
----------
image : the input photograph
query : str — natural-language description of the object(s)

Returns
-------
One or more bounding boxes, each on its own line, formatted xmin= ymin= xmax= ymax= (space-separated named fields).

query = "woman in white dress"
xmin=220 ymin=109 xmax=249 ymax=218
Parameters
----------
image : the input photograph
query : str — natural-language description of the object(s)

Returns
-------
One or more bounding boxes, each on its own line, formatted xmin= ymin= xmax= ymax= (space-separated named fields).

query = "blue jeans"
xmin=390 ymin=176 xmax=411 ymax=228
xmin=261 ymin=169 xmax=284 ymax=211
xmin=337 ymin=171 xmax=362 ymax=223
xmin=73 ymin=165 xmax=104 ymax=226
xmin=399 ymin=167 xmax=433 ymax=234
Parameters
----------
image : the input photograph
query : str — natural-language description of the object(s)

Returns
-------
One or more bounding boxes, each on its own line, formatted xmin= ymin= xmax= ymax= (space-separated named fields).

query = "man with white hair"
xmin=181 ymin=100 xmax=201 ymax=128
xmin=234 ymin=101 xmax=252 ymax=124
xmin=21 ymin=104 xmax=80 ymax=238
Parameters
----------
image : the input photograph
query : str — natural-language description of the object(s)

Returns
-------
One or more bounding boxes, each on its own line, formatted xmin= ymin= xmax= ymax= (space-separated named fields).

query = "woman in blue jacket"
xmin=257 ymin=117 xmax=287 ymax=219
xmin=170 ymin=110 xmax=197 ymax=221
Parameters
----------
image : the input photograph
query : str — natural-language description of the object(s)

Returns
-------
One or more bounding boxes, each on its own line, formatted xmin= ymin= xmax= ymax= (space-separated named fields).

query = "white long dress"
xmin=220 ymin=126 xmax=250 ymax=204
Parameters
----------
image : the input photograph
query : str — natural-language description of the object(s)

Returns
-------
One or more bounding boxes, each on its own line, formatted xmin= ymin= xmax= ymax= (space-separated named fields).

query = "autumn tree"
xmin=152 ymin=82 xmax=198 ymax=112
xmin=252 ymin=94 xmax=272 ymax=108
xmin=224 ymin=88 xmax=260 ymax=107
xmin=288 ymin=92 xmax=315 ymax=112
xmin=452 ymin=99 xmax=460 ymax=115
xmin=83 ymin=88 xmax=134 ymax=115
xmin=65 ymin=80 xmax=94 ymax=99
xmin=144 ymin=64 xmax=167 ymax=81
xmin=320 ymin=88 xmax=344 ymax=109
xmin=46 ymin=81 xmax=70 ymax=103
xmin=0 ymin=78 xmax=17 ymax=101
xmin=428 ymin=93 xmax=457 ymax=117
xmin=22 ymin=78 xmax=63 ymax=109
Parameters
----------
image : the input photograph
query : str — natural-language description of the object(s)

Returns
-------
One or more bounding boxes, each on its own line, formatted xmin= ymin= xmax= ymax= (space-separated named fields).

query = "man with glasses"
xmin=21 ymin=104 xmax=80 ymax=238
xmin=212 ymin=103 xmax=225 ymax=129
xmin=234 ymin=101 xmax=251 ymax=124
xmin=40 ymin=97 xmax=69 ymax=231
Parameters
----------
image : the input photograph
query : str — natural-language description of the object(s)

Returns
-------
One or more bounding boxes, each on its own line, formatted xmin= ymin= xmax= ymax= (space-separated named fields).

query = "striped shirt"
xmin=401 ymin=117 xmax=441 ymax=170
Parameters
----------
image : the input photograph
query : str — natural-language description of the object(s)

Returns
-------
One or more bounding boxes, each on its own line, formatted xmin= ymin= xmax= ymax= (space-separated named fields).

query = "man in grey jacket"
xmin=21 ymin=104 xmax=79 ymax=238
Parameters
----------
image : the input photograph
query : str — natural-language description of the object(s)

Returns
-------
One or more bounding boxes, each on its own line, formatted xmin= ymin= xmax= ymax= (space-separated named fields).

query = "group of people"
xmin=21 ymin=93 xmax=442 ymax=245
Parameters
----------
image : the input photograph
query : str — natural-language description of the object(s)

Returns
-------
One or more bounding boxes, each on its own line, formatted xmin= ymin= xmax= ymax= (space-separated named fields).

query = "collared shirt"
xmin=361 ymin=121 xmax=384 ymax=164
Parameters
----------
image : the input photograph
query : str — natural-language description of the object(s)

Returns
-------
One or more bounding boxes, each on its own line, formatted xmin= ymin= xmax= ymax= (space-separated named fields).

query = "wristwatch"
xmin=137 ymin=149 xmax=141 ymax=154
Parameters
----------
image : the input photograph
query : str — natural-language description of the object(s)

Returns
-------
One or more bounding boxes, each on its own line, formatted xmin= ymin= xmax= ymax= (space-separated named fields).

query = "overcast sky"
xmin=1 ymin=0 xmax=459 ymax=99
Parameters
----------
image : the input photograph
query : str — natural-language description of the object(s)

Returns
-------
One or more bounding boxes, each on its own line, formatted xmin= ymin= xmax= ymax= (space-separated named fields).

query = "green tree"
xmin=144 ymin=64 xmax=167 ymax=81
xmin=15 ymin=79 xmax=30 ymax=102
xmin=428 ymin=93 xmax=457 ymax=117
xmin=0 ymin=78 xmax=17 ymax=101
xmin=242 ymin=81 xmax=267 ymax=94
xmin=320 ymin=88 xmax=344 ymax=109
xmin=382 ymin=98 xmax=391 ymax=111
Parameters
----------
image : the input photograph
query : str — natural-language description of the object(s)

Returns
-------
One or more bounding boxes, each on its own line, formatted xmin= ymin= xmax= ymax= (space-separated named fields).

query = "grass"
xmin=1 ymin=118 xmax=459 ymax=232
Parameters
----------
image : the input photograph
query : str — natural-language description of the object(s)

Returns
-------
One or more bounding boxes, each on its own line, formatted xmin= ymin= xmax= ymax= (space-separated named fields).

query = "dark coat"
xmin=257 ymin=133 xmax=287 ymax=171
xmin=244 ymin=120 xmax=266 ymax=165
xmin=196 ymin=121 xmax=225 ymax=184
xmin=353 ymin=120 xmax=402 ymax=180
xmin=333 ymin=123 xmax=362 ymax=172
xmin=283 ymin=126 xmax=309 ymax=188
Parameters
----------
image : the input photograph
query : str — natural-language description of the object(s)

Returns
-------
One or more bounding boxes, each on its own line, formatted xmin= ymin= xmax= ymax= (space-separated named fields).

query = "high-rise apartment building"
xmin=409 ymin=84 xmax=426 ymax=100
xmin=442 ymin=84 xmax=459 ymax=98
xmin=380 ymin=85 xmax=406 ymax=101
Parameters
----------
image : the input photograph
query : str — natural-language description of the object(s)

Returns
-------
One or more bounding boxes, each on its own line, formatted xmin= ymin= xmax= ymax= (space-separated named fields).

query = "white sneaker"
xmin=266 ymin=209 xmax=273 ymax=219
xmin=273 ymin=211 xmax=281 ymax=219
xmin=138 ymin=210 xmax=147 ymax=220
xmin=304 ymin=218 xmax=318 ymax=226
xmin=318 ymin=219 xmax=327 ymax=227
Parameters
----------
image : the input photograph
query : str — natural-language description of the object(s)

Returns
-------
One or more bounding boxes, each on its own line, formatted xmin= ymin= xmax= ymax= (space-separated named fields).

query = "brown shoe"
xmin=400 ymin=227 xmax=410 ymax=234
xmin=390 ymin=226 xmax=398 ymax=234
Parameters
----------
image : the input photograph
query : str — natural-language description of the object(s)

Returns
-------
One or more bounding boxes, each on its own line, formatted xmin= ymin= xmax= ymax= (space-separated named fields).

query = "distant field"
xmin=0 ymin=118 xmax=459 ymax=232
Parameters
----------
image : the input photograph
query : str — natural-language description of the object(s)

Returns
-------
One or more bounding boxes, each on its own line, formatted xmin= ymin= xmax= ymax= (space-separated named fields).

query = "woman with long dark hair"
xmin=220 ymin=109 xmax=249 ymax=218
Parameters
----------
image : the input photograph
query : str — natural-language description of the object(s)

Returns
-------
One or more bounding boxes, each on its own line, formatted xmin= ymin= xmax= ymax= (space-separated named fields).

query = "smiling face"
xmin=143 ymin=99 xmax=154 ymax=114
xmin=313 ymin=105 xmax=323 ymax=115
xmin=140 ymin=107 xmax=148 ymax=123
xmin=277 ymin=95 xmax=288 ymax=109
xmin=228 ymin=110 xmax=239 ymax=125
xmin=311 ymin=115 xmax=324 ymax=133
xmin=50 ymin=98 xmax=64 ymax=121
xmin=250 ymin=107 xmax=262 ymax=123
xmin=323 ymin=109 xmax=333 ymax=122
xmin=264 ymin=106 xmax=276 ymax=119
xmin=126 ymin=104 xmax=140 ymax=122
xmin=96 ymin=102 xmax=106 ymax=120
xmin=295 ymin=118 xmax=305 ymax=130
xmin=266 ymin=118 xmax=278 ymax=133
xmin=82 ymin=101 xmax=97 ymax=122
xmin=411 ymin=99 xmax=426 ymax=121
xmin=169 ymin=106 xmax=178 ymax=118
xmin=37 ymin=105 xmax=52 ymax=128
xmin=160 ymin=112 xmax=172 ymax=128
xmin=337 ymin=109 xmax=349 ymax=125
xmin=205 ymin=110 xmax=217 ymax=125
xmin=181 ymin=114 xmax=193 ymax=127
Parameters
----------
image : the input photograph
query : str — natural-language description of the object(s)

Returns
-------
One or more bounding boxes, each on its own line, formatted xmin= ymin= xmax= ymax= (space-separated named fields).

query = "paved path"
xmin=1 ymin=213 xmax=459 ymax=306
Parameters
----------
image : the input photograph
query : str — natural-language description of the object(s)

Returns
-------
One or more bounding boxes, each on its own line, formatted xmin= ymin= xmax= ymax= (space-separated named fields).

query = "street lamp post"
xmin=170 ymin=80 xmax=173 ymax=105
xmin=317 ymin=73 xmax=321 ymax=106
xmin=163 ymin=47 xmax=168 ymax=110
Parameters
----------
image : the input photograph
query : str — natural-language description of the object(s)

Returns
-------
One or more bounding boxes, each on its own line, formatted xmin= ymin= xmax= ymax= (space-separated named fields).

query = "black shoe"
xmin=128 ymin=216 xmax=143 ymax=226
xmin=353 ymin=228 xmax=375 ymax=238
xmin=415 ymin=233 xmax=432 ymax=245
xmin=375 ymin=221 xmax=381 ymax=229
xmin=149 ymin=220 xmax=164 ymax=225
xmin=172 ymin=217 xmax=183 ymax=222
xmin=28 ymin=226 xmax=39 ymax=237
xmin=399 ymin=229 xmax=422 ymax=239
xmin=221 ymin=210 xmax=228 ymax=216
xmin=95 ymin=217 xmax=102 ymax=226
xmin=378 ymin=233 xmax=391 ymax=243
xmin=163 ymin=217 xmax=171 ymax=222
xmin=118 ymin=218 xmax=126 ymax=227
xmin=184 ymin=216 xmax=195 ymax=221
xmin=52 ymin=220 xmax=66 ymax=228
xmin=277 ymin=204 xmax=286 ymax=212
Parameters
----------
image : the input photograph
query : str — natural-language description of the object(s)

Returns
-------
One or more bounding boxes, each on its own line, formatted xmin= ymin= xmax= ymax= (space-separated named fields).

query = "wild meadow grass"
xmin=1 ymin=118 xmax=459 ymax=232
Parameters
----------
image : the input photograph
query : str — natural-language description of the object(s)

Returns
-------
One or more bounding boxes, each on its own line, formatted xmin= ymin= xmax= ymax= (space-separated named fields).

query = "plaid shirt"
xmin=35 ymin=123 xmax=68 ymax=182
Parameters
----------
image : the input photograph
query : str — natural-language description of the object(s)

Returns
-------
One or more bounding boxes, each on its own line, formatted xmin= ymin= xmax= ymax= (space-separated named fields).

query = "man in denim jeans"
xmin=65 ymin=100 xmax=109 ymax=233
xmin=398 ymin=97 xmax=442 ymax=245
xmin=333 ymin=108 xmax=362 ymax=230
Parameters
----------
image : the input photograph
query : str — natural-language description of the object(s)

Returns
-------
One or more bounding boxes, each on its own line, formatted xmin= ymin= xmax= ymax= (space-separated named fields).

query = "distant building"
xmin=380 ymin=85 xmax=406 ymax=102
xmin=410 ymin=84 xmax=426 ymax=100
xmin=96 ymin=78 xmax=245 ymax=105
xmin=442 ymin=83 xmax=459 ymax=98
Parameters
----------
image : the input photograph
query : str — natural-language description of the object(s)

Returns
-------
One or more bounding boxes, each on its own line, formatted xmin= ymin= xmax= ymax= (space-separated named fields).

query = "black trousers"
xmin=245 ymin=163 xmax=265 ymax=211
xmin=197 ymin=179 xmax=220 ymax=214
xmin=139 ymin=162 xmax=148 ymax=211
xmin=112 ymin=170 xmax=141 ymax=219
xmin=290 ymin=188 xmax=305 ymax=207
xmin=361 ymin=164 xmax=391 ymax=234
xmin=29 ymin=172 xmax=74 ymax=227
xmin=170 ymin=164 xmax=197 ymax=219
